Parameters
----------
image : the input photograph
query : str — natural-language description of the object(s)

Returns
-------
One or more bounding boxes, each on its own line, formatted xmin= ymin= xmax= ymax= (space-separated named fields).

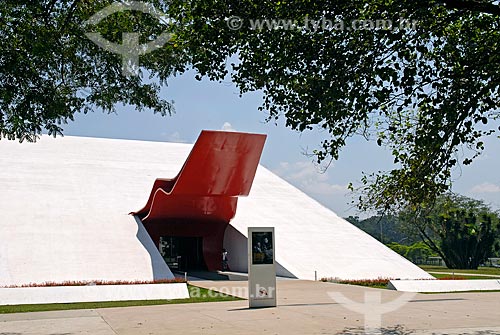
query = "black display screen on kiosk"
xmin=251 ymin=231 xmax=273 ymax=265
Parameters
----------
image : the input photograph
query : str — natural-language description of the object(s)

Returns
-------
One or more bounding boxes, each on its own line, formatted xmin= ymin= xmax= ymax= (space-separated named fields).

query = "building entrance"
xmin=159 ymin=236 xmax=206 ymax=271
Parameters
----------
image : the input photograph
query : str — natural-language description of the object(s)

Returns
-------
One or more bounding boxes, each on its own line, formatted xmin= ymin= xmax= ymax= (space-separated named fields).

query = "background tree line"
xmin=346 ymin=193 xmax=500 ymax=269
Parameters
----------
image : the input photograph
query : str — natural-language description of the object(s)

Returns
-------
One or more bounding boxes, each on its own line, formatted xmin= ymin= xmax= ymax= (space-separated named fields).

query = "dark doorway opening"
xmin=142 ymin=218 xmax=228 ymax=271
xmin=159 ymin=236 xmax=207 ymax=271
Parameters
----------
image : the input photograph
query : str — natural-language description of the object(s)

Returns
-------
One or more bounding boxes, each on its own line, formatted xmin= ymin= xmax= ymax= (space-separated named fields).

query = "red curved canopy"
xmin=132 ymin=130 xmax=266 ymax=271
xmin=134 ymin=130 xmax=266 ymax=223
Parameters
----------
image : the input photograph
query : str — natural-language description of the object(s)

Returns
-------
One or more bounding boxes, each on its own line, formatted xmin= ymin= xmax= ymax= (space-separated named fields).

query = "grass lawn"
xmin=430 ymin=273 xmax=500 ymax=280
xmin=321 ymin=278 xmax=390 ymax=289
xmin=419 ymin=265 xmax=500 ymax=276
xmin=0 ymin=284 xmax=241 ymax=314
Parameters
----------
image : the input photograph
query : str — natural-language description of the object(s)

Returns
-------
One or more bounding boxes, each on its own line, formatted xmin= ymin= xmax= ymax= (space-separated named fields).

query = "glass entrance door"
xmin=159 ymin=236 xmax=206 ymax=271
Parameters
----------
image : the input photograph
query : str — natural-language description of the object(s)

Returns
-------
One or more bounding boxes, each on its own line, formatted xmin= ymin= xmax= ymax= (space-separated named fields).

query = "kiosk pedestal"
xmin=248 ymin=227 xmax=276 ymax=308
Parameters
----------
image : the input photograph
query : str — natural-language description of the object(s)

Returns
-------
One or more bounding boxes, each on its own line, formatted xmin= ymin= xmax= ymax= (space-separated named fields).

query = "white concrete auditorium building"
xmin=0 ymin=131 xmax=433 ymax=287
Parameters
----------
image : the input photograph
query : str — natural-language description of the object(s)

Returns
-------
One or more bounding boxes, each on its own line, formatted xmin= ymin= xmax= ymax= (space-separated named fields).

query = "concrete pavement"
xmin=1 ymin=280 xmax=499 ymax=334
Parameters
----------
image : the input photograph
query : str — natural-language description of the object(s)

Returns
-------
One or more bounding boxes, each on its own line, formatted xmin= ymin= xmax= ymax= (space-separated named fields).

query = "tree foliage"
xmin=165 ymin=0 xmax=500 ymax=210
xmin=386 ymin=241 xmax=437 ymax=263
xmin=1 ymin=1 xmax=500 ymax=210
xmin=346 ymin=214 xmax=416 ymax=245
xmin=399 ymin=193 xmax=500 ymax=269
xmin=0 ymin=0 xmax=180 ymax=142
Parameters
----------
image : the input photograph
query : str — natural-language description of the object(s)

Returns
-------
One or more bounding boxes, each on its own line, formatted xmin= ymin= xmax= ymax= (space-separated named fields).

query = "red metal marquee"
xmin=133 ymin=130 xmax=266 ymax=271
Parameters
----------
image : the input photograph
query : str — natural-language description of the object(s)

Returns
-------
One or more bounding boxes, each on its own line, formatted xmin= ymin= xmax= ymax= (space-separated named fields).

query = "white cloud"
xmin=273 ymin=160 xmax=347 ymax=196
xmin=302 ymin=182 xmax=347 ymax=195
xmin=162 ymin=131 xmax=187 ymax=143
xmin=475 ymin=153 xmax=489 ymax=161
xmin=221 ymin=122 xmax=236 ymax=131
xmin=275 ymin=161 xmax=325 ymax=179
xmin=470 ymin=182 xmax=500 ymax=193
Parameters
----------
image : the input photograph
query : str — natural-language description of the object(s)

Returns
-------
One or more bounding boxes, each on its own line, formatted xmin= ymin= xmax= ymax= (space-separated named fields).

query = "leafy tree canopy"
xmin=386 ymin=241 xmax=438 ymax=263
xmin=346 ymin=214 xmax=416 ymax=245
xmin=2 ymin=0 xmax=500 ymax=210
xmin=0 ymin=0 xmax=181 ymax=142
xmin=399 ymin=193 xmax=500 ymax=269
xmin=165 ymin=0 xmax=500 ymax=210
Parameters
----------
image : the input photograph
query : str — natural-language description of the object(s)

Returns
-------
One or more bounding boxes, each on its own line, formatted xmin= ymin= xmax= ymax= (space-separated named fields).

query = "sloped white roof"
xmin=0 ymin=135 xmax=432 ymax=286
xmin=233 ymin=168 xmax=432 ymax=280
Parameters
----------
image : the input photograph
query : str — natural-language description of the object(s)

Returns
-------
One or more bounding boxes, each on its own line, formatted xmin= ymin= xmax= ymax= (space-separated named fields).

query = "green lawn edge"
xmin=0 ymin=284 xmax=242 ymax=314
xmin=430 ymin=273 xmax=500 ymax=280
xmin=419 ymin=265 xmax=500 ymax=276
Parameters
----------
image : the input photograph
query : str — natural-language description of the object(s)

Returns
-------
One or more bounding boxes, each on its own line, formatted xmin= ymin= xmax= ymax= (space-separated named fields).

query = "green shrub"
xmin=387 ymin=241 xmax=437 ymax=263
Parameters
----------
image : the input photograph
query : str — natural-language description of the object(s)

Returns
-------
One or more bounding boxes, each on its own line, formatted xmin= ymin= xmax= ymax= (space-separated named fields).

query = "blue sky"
xmin=63 ymin=70 xmax=500 ymax=217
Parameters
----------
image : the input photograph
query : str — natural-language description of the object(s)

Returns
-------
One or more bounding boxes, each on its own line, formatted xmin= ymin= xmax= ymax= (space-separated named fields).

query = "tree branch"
xmin=417 ymin=225 xmax=448 ymax=263
xmin=444 ymin=0 xmax=500 ymax=16
xmin=61 ymin=0 xmax=81 ymax=32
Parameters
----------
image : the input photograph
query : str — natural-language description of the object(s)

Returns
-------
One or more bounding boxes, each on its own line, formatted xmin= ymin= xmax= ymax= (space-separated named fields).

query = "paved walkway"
xmin=1 ymin=280 xmax=499 ymax=334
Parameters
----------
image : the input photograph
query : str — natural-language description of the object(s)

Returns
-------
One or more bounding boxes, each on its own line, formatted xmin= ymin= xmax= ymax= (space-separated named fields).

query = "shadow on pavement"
xmin=336 ymin=325 xmax=500 ymax=335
